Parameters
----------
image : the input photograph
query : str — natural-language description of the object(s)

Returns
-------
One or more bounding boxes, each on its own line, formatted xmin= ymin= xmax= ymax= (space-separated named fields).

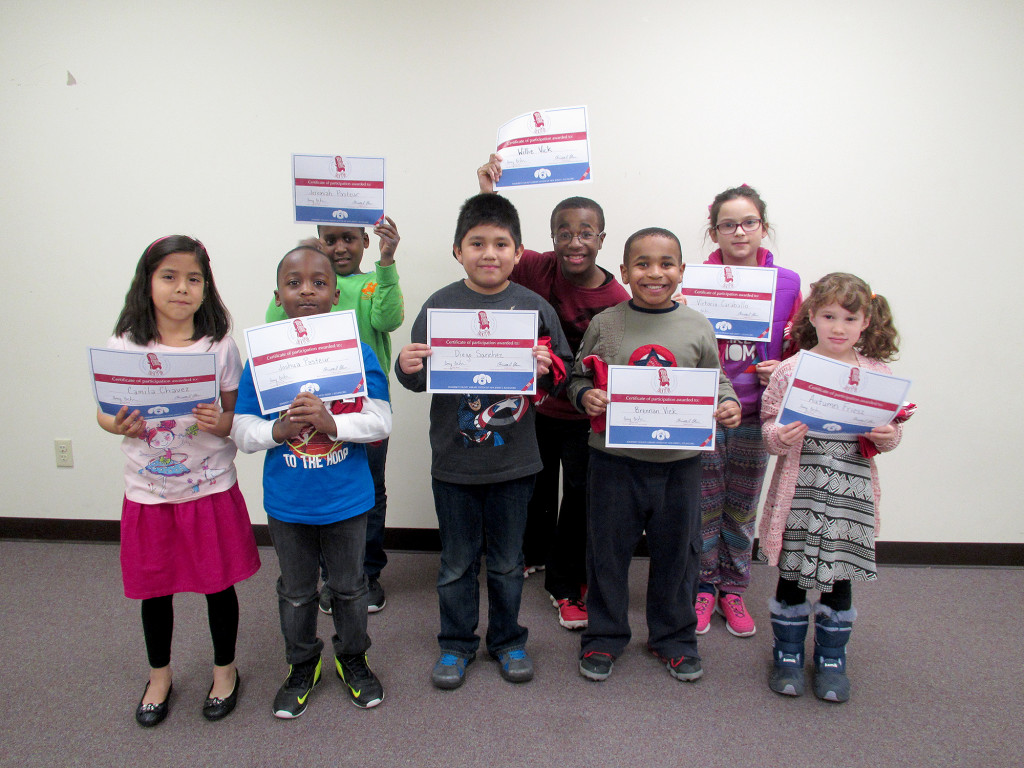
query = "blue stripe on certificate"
xmin=429 ymin=370 xmax=535 ymax=392
xmin=259 ymin=372 xmax=365 ymax=412
xmin=294 ymin=205 xmax=384 ymax=227
xmin=708 ymin=318 xmax=770 ymax=339
xmin=97 ymin=398 xmax=211 ymax=419
xmin=497 ymin=162 xmax=591 ymax=187
xmin=778 ymin=408 xmax=872 ymax=436
xmin=606 ymin=425 xmax=714 ymax=448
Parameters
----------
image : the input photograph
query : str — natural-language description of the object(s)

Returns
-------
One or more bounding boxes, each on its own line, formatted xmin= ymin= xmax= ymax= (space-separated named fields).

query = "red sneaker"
xmin=695 ymin=592 xmax=715 ymax=635
xmin=550 ymin=595 xmax=588 ymax=630
xmin=718 ymin=593 xmax=756 ymax=637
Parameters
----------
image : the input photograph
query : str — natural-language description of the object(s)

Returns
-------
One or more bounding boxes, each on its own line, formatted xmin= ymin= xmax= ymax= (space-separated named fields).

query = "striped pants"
xmin=698 ymin=419 xmax=769 ymax=594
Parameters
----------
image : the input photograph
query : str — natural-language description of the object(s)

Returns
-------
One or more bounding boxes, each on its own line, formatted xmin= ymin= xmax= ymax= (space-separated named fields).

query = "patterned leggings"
xmin=698 ymin=420 xmax=769 ymax=594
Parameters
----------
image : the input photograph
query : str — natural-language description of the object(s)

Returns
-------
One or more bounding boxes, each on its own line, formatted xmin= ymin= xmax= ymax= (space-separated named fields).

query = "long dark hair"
xmin=113 ymin=235 xmax=231 ymax=345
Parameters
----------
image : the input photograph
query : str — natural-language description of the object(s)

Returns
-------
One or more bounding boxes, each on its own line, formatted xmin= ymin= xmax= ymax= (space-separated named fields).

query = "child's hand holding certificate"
xmin=426 ymin=309 xmax=539 ymax=394
xmin=243 ymin=310 xmax=367 ymax=415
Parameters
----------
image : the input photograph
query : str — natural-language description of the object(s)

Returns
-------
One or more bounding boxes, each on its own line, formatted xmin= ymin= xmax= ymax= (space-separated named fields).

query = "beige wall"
xmin=2 ymin=0 xmax=1021 ymax=542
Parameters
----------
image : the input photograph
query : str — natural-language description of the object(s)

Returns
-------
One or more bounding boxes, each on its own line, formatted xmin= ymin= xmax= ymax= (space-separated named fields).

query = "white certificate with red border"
xmin=494 ymin=106 xmax=591 ymax=188
xmin=292 ymin=154 xmax=385 ymax=227
xmin=605 ymin=365 xmax=720 ymax=450
xmin=90 ymin=348 xmax=219 ymax=419
xmin=426 ymin=308 xmax=538 ymax=394
xmin=243 ymin=311 xmax=367 ymax=415
xmin=776 ymin=351 xmax=912 ymax=435
xmin=680 ymin=263 xmax=777 ymax=342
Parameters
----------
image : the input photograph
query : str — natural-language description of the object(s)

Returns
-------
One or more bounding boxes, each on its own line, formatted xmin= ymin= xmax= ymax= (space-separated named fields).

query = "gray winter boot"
xmin=768 ymin=599 xmax=811 ymax=696
xmin=812 ymin=602 xmax=857 ymax=703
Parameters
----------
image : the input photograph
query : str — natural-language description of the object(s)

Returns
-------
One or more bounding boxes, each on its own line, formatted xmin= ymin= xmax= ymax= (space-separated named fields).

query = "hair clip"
xmin=871 ymin=292 xmax=877 ymax=299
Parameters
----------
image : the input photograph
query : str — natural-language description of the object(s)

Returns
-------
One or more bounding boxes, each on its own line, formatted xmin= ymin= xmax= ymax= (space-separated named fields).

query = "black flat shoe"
xmin=135 ymin=682 xmax=172 ymax=728
xmin=202 ymin=671 xmax=240 ymax=721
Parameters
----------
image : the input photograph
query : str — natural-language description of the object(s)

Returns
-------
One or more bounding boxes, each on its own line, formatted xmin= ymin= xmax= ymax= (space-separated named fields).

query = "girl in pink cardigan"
xmin=759 ymin=273 xmax=902 ymax=703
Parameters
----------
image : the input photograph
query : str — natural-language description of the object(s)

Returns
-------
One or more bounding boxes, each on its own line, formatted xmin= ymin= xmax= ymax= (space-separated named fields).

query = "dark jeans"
xmin=432 ymin=475 xmax=534 ymax=657
xmin=522 ymin=414 xmax=590 ymax=600
xmin=321 ymin=438 xmax=389 ymax=584
xmin=268 ymin=514 xmax=369 ymax=664
xmin=582 ymin=449 xmax=702 ymax=660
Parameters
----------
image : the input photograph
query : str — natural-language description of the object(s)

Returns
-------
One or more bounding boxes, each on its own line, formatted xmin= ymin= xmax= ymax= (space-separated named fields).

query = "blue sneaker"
xmin=496 ymin=647 xmax=534 ymax=683
xmin=431 ymin=651 xmax=474 ymax=690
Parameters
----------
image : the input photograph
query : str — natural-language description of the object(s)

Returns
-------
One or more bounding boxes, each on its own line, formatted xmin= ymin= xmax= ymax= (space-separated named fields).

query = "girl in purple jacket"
xmin=695 ymin=186 xmax=802 ymax=638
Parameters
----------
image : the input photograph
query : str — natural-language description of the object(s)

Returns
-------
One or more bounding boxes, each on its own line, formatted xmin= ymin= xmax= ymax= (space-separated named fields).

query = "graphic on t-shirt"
xmin=137 ymin=419 xmax=193 ymax=498
xmin=458 ymin=394 xmax=528 ymax=447
xmin=628 ymin=344 xmax=678 ymax=369
xmin=281 ymin=398 xmax=360 ymax=466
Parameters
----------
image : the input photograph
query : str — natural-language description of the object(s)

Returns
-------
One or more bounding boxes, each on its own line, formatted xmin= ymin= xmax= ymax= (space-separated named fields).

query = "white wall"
xmin=2 ymin=0 xmax=1021 ymax=543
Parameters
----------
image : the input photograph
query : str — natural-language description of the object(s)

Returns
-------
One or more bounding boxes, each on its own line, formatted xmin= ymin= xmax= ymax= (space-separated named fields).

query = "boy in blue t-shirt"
xmin=232 ymin=246 xmax=392 ymax=716
xmin=396 ymin=194 xmax=572 ymax=690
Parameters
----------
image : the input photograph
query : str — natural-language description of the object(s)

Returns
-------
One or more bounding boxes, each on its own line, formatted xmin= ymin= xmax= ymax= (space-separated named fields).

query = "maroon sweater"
xmin=512 ymin=249 xmax=630 ymax=419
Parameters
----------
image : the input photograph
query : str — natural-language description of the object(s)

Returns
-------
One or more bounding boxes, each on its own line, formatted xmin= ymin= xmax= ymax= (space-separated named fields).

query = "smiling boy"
xmin=568 ymin=227 xmax=740 ymax=683
xmin=396 ymin=194 xmax=572 ymax=689
xmin=477 ymin=154 xmax=629 ymax=631
xmin=266 ymin=219 xmax=403 ymax=614
xmin=234 ymin=246 xmax=392 ymax=716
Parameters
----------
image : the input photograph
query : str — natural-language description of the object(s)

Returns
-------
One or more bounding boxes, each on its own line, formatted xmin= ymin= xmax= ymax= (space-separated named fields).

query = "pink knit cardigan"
xmin=758 ymin=351 xmax=904 ymax=566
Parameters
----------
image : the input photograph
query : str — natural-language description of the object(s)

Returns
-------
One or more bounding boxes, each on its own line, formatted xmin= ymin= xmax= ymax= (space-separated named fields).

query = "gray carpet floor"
xmin=0 ymin=540 xmax=1020 ymax=768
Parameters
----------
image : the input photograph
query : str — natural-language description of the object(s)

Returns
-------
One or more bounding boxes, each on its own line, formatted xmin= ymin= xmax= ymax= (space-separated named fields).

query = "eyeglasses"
xmin=714 ymin=218 xmax=762 ymax=235
xmin=553 ymin=231 xmax=604 ymax=245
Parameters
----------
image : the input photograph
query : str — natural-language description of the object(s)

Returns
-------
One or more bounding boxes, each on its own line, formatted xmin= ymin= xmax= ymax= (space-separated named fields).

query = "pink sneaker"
xmin=717 ymin=593 xmax=756 ymax=637
xmin=550 ymin=595 xmax=588 ymax=630
xmin=695 ymin=592 xmax=714 ymax=635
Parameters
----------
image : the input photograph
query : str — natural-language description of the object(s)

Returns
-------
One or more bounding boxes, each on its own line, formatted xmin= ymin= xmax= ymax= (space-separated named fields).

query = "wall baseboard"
xmin=1 ymin=518 xmax=1020 ymax=567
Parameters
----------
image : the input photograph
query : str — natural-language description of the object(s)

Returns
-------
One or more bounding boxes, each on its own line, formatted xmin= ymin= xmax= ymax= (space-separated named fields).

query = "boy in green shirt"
xmin=266 ymin=217 xmax=404 ymax=612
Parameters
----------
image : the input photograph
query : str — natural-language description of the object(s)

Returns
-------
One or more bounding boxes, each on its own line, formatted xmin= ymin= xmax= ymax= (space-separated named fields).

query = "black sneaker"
xmin=579 ymin=651 xmax=614 ymax=681
xmin=367 ymin=578 xmax=386 ymax=613
xmin=648 ymin=644 xmax=703 ymax=682
xmin=336 ymin=654 xmax=384 ymax=708
xmin=319 ymin=589 xmax=332 ymax=615
xmin=272 ymin=657 xmax=322 ymax=719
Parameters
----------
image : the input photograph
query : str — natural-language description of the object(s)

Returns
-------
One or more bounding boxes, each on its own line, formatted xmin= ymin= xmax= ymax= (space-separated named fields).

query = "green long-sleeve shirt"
xmin=266 ymin=261 xmax=404 ymax=391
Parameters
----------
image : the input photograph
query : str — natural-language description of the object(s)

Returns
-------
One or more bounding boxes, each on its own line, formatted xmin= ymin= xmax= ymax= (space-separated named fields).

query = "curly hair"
xmin=113 ymin=235 xmax=231 ymax=346
xmin=791 ymin=272 xmax=899 ymax=361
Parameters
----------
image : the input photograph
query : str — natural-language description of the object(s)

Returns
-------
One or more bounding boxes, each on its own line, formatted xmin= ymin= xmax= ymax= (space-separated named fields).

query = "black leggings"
xmin=775 ymin=576 xmax=852 ymax=612
xmin=140 ymin=587 xmax=239 ymax=669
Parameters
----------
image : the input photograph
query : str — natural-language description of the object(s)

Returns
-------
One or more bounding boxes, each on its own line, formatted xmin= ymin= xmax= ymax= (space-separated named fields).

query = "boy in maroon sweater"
xmin=478 ymin=154 xmax=629 ymax=629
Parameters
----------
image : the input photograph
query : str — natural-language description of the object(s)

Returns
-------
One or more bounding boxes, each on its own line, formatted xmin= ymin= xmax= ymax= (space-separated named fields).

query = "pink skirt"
xmin=120 ymin=482 xmax=261 ymax=600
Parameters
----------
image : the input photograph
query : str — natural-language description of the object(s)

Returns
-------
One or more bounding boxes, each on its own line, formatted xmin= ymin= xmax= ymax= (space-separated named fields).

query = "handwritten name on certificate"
xmin=292 ymin=154 xmax=385 ymax=228
xmin=90 ymin=348 xmax=219 ymax=419
xmin=426 ymin=309 xmax=538 ymax=394
xmin=605 ymin=366 xmax=720 ymax=451
xmin=776 ymin=351 xmax=912 ymax=436
xmin=680 ymin=264 xmax=778 ymax=342
xmin=494 ymin=106 xmax=591 ymax=188
xmin=243 ymin=311 xmax=367 ymax=415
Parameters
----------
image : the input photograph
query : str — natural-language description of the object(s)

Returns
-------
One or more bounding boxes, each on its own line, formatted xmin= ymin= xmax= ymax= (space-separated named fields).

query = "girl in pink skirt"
xmin=97 ymin=236 xmax=260 ymax=727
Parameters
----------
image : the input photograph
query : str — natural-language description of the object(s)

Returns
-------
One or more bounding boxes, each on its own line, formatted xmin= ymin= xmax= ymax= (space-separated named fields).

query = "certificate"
xmin=494 ymin=106 xmax=591 ymax=188
xmin=776 ymin=351 xmax=912 ymax=436
xmin=90 ymin=348 xmax=218 ymax=419
xmin=292 ymin=154 xmax=385 ymax=227
xmin=426 ymin=308 xmax=538 ymax=394
xmin=605 ymin=365 xmax=720 ymax=450
xmin=680 ymin=264 xmax=777 ymax=342
xmin=243 ymin=311 xmax=367 ymax=415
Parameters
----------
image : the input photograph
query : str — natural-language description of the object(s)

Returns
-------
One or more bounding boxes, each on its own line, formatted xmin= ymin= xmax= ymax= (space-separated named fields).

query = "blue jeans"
xmin=432 ymin=476 xmax=534 ymax=657
xmin=268 ymin=514 xmax=369 ymax=664
xmin=364 ymin=438 xmax=389 ymax=579
xmin=319 ymin=438 xmax=389 ymax=584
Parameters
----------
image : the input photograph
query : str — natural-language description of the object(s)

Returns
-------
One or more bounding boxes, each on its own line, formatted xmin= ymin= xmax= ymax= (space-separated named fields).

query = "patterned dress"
xmin=778 ymin=435 xmax=876 ymax=591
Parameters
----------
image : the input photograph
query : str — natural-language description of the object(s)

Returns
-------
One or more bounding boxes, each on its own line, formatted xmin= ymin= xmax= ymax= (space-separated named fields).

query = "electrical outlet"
xmin=55 ymin=439 xmax=74 ymax=468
